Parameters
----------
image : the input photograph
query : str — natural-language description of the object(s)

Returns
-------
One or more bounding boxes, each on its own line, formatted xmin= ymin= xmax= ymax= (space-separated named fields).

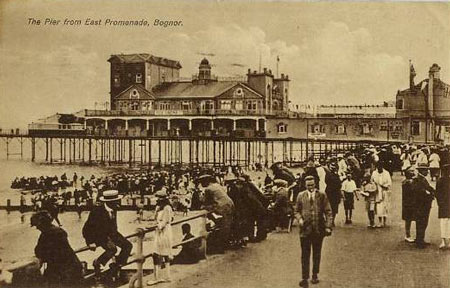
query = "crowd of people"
xmin=9 ymin=142 xmax=450 ymax=287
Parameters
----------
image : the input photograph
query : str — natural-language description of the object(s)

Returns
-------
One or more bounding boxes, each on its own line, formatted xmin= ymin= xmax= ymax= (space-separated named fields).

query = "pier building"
xmin=26 ymin=53 xmax=450 ymax=144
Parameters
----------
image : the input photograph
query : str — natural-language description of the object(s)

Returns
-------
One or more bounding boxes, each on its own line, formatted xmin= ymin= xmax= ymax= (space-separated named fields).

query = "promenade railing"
xmin=5 ymin=210 xmax=209 ymax=288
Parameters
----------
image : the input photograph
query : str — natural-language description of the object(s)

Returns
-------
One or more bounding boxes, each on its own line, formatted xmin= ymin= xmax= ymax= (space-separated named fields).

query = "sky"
xmin=0 ymin=0 xmax=449 ymax=128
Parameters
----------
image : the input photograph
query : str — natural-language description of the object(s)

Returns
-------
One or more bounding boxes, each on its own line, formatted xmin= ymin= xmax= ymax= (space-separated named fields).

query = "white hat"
xmin=99 ymin=190 xmax=123 ymax=202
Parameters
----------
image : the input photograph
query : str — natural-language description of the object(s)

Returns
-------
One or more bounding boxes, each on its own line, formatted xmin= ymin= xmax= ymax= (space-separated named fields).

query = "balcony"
xmin=84 ymin=109 xmax=270 ymax=117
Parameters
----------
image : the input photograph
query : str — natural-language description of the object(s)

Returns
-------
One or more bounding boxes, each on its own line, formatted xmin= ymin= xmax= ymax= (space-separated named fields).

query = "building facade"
xmin=396 ymin=63 xmax=450 ymax=143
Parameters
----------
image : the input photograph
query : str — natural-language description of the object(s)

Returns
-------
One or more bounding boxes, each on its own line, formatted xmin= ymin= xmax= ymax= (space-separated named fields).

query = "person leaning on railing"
xmin=31 ymin=210 xmax=83 ymax=287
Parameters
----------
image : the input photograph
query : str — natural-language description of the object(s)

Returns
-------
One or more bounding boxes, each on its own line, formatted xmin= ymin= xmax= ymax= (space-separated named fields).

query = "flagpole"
xmin=276 ymin=55 xmax=279 ymax=78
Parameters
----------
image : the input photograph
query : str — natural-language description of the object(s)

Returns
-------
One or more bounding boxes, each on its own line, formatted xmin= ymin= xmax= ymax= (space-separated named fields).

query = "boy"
xmin=341 ymin=173 xmax=359 ymax=224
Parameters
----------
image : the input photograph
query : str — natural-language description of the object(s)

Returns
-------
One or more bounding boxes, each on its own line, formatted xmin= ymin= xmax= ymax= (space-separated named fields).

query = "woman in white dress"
xmin=148 ymin=188 xmax=173 ymax=286
xmin=371 ymin=163 xmax=392 ymax=227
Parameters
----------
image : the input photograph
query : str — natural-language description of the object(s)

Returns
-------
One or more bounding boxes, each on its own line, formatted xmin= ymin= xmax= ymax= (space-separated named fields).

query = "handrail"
xmin=6 ymin=210 xmax=209 ymax=288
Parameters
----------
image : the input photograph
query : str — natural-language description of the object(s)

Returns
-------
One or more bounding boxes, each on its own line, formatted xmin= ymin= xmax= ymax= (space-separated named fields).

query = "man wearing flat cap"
xmin=82 ymin=190 xmax=132 ymax=276
xmin=295 ymin=176 xmax=333 ymax=287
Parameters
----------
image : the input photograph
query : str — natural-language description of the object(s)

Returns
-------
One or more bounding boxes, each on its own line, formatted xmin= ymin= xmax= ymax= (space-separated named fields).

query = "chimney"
xmin=281 ymin=73 xmax=285 ymax=79
xmin=409 ymin=61 xmax=416 ymax=89
xmin=263 ymin=68 xmax=267 ymax=74
xmin=427 ymin=64 xmax=440 ymax=117
xmin=248 ymin=68 xmax=251 ymax=74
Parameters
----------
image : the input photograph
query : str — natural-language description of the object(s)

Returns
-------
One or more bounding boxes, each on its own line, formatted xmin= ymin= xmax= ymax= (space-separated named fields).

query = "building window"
xmin=335 ymin=124 xmax=346 ymax=135
xmin=411 ymin=120 xmax=420 ymax=136
xmin=113 ymin=75 xmax=120 ymax=87
xmin=159 ymin=102 xmax=170 ymax=110
xmin=380 ymin=121 xmax=388 ymax=131
xmin=247 ymin=100 xmax=257 ymax=110
xmin=277 ymin=123 xmax=287 ymax=133
xmin=130 ymin=89 xmax=140 ymax=99
xmin=181 ymin=101 xmax=192 ymax=110
xmin=311 ymin=124 xmax=325 ymax=134
xmin=136 ymin=73 xmax=142 ymax=83
xmin=361 ymin=123 xmax=373 ymax=135
xmin=235 ymin=100 xmax=243 ymax=110
xmin=220 ymin=100 xmax=232 ymax=110
xmin=234 ymin=88 xmax=244 ymax=98
xmin=396 ymin=99 xmax=404 ymax=109
xmin=131 ymin=101 xmax=139 ymax=111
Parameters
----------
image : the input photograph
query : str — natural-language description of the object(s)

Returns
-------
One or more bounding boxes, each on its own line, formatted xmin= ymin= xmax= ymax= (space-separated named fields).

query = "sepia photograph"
xmin=0 ymin=0 xmax=449 ymax=287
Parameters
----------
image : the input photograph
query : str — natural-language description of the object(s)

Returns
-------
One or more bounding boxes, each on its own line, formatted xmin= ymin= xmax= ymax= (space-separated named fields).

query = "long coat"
xmin=325 ymin=171 xmax=342 ymax=214
xmin=402 ymin=178 xmax=416 ymax=221
xmin=413 ymin=175 xmax=435 ymax=218
xmin=82 ymin=204 xmax=118 ymax=246
xmin=295 ymin=190 xmax=332 ymax=238
xmin=436 ymin=176 xmax=450 ymax=218
xmin=35 ymin=225 xmax=83 ymax=286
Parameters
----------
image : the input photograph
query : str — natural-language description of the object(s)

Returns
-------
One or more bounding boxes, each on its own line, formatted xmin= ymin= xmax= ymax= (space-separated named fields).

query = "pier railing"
xmin=6 ymin=210 xmax=209 ymax=288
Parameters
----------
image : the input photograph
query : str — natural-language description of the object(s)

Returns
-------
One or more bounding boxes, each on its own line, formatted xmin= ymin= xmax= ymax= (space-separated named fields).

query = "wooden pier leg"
xmin=213 ymin=140 xmax=216 ymax=167
xmin=290 ymin=140 xmax=293 ymax=166
xmin=68 ymin=138 xmax=72 ymax=164
xmin=6 ymin=138 xmax=9 ymax=160
xmin=78 ymin=138 xmax=81 ymax=161
xmin=19 ymin=137 xmax=23 ymax=159
xmin=148 ymin=140 xmax=152 ymax=167
xmin=222 ymin=140 xmax=227 ymax=165
xmin=140 ymin=139 xmax=144 ymax=165
xmin=49 ymin=138 xmax=53 ymax=163
xmin=188 ymin=140 xmax=192 ymax=164
xmin=88 ymin=138 xmax=92 ymax=165
xmin=158 ymin=140 xmax=162 ymax=167
xmin=196 ymin=139 xmax=199 ymax=165
xmin=271 ymin=141 xmax=274 ymax=165
xmin=31 ymin=137 xmax=36 ymax=162
xmin=81 ymin=139 xmax=85 ymax=163
xmin=45 ymin=138 xmax=48 ymax=162
xmin=60 ymin=139 xmax=63 ymax=162
xmin=129 ymin=139 xmax=133 ymax=168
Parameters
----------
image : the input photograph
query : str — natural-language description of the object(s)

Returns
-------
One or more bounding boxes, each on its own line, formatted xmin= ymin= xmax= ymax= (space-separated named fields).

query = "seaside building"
xmin=83 ymin=53 xmax=291 ymax=137
xmin=28 ymin=53 xmax=450 ymax=144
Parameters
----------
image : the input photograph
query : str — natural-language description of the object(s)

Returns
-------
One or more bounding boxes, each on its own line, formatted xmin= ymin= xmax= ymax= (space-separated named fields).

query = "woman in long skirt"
xmin=371 ymin=163 xmax=392 ymax=227
xmin=148 ymin=188 xmax=173 ymax=285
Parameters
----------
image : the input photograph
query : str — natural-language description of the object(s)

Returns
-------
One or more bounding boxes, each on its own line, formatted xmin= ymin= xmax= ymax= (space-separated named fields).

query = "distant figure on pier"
xmin=73 ymin=172 xmax=78 ymax=187
xmin=82 ymin=190 xmax=132 ymax=277
xmin=31 ymin=211 xmax=83 ymax=287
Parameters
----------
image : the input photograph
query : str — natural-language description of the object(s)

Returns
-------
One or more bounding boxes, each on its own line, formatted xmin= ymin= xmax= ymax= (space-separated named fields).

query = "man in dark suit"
xmin=82 ymin=190 xmax=132 ymax=276
xmin=414 ymin=164 xmax=435 ymax=248
xmin=325 ymin=162 xmax=342 ymax=227
xmin=295 ymin=176 xmax=333 ymax=287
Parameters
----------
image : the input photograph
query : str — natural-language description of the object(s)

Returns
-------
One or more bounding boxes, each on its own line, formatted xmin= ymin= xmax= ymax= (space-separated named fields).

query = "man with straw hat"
xmin=82 ymin=190 xmax=132 ymax=277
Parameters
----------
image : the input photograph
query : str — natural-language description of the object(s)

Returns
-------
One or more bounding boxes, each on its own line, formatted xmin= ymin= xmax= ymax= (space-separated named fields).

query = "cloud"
xmin=0 ymin=22 xmax=408 ymax=128
xmin=149 ymin=23 xmax=405 ymax=106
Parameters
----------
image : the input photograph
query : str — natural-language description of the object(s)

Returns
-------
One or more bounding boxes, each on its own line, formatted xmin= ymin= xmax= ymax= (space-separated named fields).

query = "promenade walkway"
xmin=129 ymin=173 xmax=450 ymax=288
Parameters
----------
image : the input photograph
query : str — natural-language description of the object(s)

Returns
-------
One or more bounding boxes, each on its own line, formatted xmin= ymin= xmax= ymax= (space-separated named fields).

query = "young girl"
xmin=147 ymin=188 xmax=173 ymax=286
